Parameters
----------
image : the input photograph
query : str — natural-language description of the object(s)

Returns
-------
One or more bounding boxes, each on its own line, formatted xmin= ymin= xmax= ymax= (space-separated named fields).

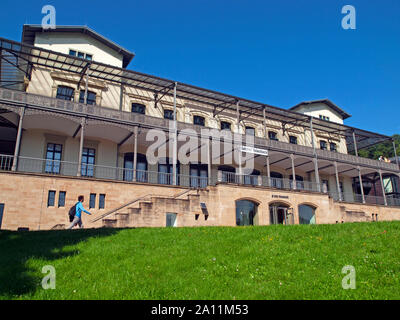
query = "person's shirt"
xmin=75 ymin=202 xmax=91 ymax=218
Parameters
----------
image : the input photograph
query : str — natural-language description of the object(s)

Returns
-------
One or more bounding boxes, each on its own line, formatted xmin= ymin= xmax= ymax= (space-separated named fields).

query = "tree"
xmin=357 ymin=134 xmax=400 ymax=160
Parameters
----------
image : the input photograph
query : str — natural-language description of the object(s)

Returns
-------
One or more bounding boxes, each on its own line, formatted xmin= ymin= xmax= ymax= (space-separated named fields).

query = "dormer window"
xmin=193 ymin=116 xmax=205 ymax=126
xmin=69 ymin=49 xmax=93 ymax=61
xmin=319 ymin=115 xmax=330 ymax=121
xmin=268 ymin=131 xmax=278 ymax=141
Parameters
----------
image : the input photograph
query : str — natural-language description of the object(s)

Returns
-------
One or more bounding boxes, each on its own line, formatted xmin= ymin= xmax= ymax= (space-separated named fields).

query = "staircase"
xmin=92 ymin=189 xmax=203 ymax=228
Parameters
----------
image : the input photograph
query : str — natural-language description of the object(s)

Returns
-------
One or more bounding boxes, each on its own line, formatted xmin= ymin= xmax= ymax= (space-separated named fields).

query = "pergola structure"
xmin=0 ymin=36 xmax=399 ymax=205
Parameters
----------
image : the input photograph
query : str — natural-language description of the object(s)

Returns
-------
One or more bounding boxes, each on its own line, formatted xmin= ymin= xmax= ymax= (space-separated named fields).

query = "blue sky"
xmin=1 ymin=0 xmax=399 ymax=135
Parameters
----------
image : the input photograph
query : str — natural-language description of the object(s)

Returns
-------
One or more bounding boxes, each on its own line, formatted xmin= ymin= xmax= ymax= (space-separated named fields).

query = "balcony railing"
xmin=1 ymin=87 xmax=398 ymax=173
xmin=1 ymin=154 xmax=399 ymax=207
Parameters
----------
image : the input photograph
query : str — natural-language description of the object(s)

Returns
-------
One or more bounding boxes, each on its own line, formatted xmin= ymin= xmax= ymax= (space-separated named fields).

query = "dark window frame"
xmin=131 ymin=103 xmax=146 ymax=114
xmin=79 ymin=90 xmax=96 ymax=105
xmin=89 ymin=193 xmax=96 ymax=209
xmin=320 ymin=140 xmax=328 ymax=150
xmin=58 ymin=191 xmax=66 ymax=208
xmin=99 ymin=194 xmax=106 ymax=209
xmin=245 ymin=127 xmax=255 ymax=136
xmin=56 ymin=86 xmax=75 ymax=101
xmin=47 ymin=190 xmax=56 ymax=207
xmin=268 ymin=131 xmax=278 ymax=141
xmin=81 ymin=147 xmax=96 ymax=177
xmin=193 ymin=115 xmax=205 ymax=127
xmin=289 ymin=136 xmax=298 ymax=145
xmin=45 ymin=143 xmax=63 ymax=174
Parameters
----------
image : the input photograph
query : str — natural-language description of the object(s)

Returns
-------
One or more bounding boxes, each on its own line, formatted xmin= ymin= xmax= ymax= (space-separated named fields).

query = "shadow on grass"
xmin=0 ymin=228 xmax=119 ymax=299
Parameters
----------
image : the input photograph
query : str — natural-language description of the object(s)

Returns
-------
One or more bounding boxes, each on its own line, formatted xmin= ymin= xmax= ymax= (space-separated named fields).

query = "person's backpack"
xmin=68 ymin=203 xmax=78 ymax=222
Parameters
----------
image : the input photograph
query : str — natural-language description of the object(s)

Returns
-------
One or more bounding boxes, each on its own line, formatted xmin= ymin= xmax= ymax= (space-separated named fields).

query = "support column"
xmin=263 ymin=107 xmax=267 ymax=139
xmin=84 ymin=65 xmax=90 ymax=104
xmin=379 ymin=170 xmax=388 ymax=206
xmin=313 ymin=158 xmax=321 ymax=192
xmin=133 ymin=126 xmax=138 ymax=182
xmin=290 ymin=154 xmax=296 ymax=190
xmin=393 ymin=139 xmax=399 ymax=169
xmin=77 ymin=117 xmax=86 ymax=177
xmin=236 ymin=101 xmax=242 ymax=184
xmin=358 ymin=166 xmax=365 ymax=204
xmin=309 ymin=117 xmax=321 ymax=192
xmin=266 ymin=155 xmax=271 ymax=186
xmin=334 ymin=161 xmax=342 ymax=201
xmin=172 ymin=82 xmax=178 ymax=186
xmin=207 ymin=137 xmax=212 ymax=186
xmin=352 ymin=130 xmax=358 ymax=157
xmin=11 ymin=107 xmax=25 ymax=172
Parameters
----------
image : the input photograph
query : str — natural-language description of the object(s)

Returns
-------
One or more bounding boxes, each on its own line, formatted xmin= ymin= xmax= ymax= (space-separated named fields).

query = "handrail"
xmin=91 ymin=188 xmax=193 ymax=223
xmin=91 ymin=194 xmax=153 ymax=223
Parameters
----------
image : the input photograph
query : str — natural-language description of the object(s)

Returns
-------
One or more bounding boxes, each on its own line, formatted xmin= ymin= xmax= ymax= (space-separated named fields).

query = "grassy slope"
xmin=1 ymin=222 xmax=399 ymax=300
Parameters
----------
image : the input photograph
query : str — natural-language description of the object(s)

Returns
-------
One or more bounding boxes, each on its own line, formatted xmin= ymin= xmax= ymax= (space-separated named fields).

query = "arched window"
xmin=236 ymin=200 xmax=259 ymax=226
xmin=193 ymin=115 xmax=205 ymax=126
xmin=245 ymin=127 xmax=255 ymax=136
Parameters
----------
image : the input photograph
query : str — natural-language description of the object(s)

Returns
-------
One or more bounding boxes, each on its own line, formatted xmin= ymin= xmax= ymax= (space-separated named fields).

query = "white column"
xmin=291 ymin=154 xmax=296 ymax=190
xmin=172 ymin=82 xmax=177 ymax=185
xmin=334 ymin=161 xmax=342 ymax=201
xmin=379 ymin=170 xmax=387 ymax=206
xmin=77 ymin=117 xmax=86 ymax=177
xmin=358 ymin=166 xmax=365 ymax=204
xmin=133 ymin=126 xmax=138 ymax=182
xmin=11 ymin=107 xmax=25 ymax=172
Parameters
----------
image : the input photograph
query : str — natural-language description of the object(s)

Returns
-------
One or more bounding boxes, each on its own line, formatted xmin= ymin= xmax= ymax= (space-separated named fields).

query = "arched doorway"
xmin=298 ymin=204 xmax=316 ymax=224
xmin=236 ymin=200 xmax=259 ymax=226
xmin=269 ymin=202 xmax=294 ymax=225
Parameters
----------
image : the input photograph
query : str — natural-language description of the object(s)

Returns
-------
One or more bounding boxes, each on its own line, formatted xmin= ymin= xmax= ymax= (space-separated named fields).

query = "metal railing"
xmin=2 ymin=154 xmax=400 ymax=207
xmin=0 ymin=154 xmax=13 ymax=171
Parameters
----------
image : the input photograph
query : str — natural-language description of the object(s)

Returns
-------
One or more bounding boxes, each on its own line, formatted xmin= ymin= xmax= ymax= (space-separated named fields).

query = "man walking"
xmin=67 ymin=195 xmax=91 ymax=229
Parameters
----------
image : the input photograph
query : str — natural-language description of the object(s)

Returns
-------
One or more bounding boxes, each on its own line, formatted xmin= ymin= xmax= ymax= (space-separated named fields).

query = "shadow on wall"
xmin=0 ymin=228 xmax=119 ymax=299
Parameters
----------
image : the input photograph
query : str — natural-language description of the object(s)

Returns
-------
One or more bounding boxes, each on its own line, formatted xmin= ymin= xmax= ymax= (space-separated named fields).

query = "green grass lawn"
xmin=1 ymin=222 xmax=400 ymax=300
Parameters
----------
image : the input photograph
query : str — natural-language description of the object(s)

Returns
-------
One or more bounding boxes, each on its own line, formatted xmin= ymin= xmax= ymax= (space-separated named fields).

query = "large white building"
xmin=0 ymin=25 xmax=399 ymax=231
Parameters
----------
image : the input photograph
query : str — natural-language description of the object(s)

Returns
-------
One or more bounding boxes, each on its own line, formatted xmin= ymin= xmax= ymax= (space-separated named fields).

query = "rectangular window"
xmin=45 ymin=143 xmax=62 ymax=174
xmin=0 ymin=204 xmax=4 ymax=229
xmin=99 ymin=194 xmax=106 ymax=209
xmin=77 ymin=52 xmax=85 ymax=59
xmin=79 ymin=90 xmax=96 ymax=105
xmin=89 ymin=194 xmax=96 ymax=209
xmin=85 ymin=54 xmax=93 ymax=61
xmin=132 ymin=103 xmax=146 ymax=114
xmin=320 ymin=140 xmax=327 ymax=150
xmin=164 ymin=109 xmax=174 ymax=120
xmin=330 ymin=143 xmax=337 ymax=152
xmin=245 ymin=127 xmax=255 ymax=136
xmin=58 ymin=191 xmax=66 ymax=207
xmin=69 ymin=50 xmax=77 ymax=57
xmin=193 ymin=116 xmax=205 ymax=126
xmin=81 ymin=148 xmax=96 ymax=177
xmin=221 ymin=121 xmax=231 ymax=131
xmin=48 ymin=191 xmax=56 ymax=207
xmin=289 ymin=136 xmax=298 ymax=145
xmin=268 ymin=131 xmax=278 ymax=141
xmin=319 ymin=115 xmax=330 ymax=121
xmin=56 ymin=86 xmax=74 ymax=101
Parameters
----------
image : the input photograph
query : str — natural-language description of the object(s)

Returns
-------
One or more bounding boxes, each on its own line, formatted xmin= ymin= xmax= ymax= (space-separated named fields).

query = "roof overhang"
xmin=0 ymin=36 xmax=392 ymax=153
xmin=21 ymin=25 xmax=135 ymax=68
